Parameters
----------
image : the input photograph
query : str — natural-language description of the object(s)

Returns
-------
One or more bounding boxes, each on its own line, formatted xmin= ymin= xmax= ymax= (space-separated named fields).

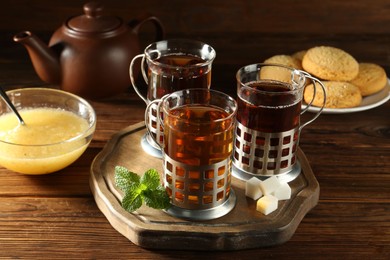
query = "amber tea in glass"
xmin=164 ymin=104 xmax=234 ymax=204
xmin=145 ymin=88 xmax=237 ymax=220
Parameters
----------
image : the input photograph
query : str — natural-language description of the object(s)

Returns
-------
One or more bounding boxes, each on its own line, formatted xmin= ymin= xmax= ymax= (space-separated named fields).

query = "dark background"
xmin=0 ymin=0 xmax=389 ymax=92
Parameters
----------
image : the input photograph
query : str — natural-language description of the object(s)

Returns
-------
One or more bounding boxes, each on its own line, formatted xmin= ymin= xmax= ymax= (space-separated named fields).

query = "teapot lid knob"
xmin=67 ymin=1 xmax=121 ymax=33
xmin=84 ymin=2 xmax=104 ymax=18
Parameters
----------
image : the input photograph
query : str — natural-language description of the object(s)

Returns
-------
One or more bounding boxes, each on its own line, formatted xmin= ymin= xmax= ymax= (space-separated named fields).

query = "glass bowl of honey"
xmin=0 ymin=87 xmax=96 ymax=174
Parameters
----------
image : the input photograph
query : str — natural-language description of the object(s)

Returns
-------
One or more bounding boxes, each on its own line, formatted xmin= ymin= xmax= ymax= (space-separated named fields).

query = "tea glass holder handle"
xmin=299 ymin=72 xmax=327 ymax=131
xmin=130 ymin=54 xmax=148 ymax=104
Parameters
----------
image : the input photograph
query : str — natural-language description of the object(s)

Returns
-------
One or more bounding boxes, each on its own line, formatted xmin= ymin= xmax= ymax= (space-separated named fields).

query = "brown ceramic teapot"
xmin=13 ymin=2 xmax=164 ymax=99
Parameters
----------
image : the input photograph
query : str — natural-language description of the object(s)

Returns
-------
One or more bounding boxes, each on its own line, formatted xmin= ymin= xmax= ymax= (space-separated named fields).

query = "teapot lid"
xmin=67 ymin=2 xmax=121 ymax=33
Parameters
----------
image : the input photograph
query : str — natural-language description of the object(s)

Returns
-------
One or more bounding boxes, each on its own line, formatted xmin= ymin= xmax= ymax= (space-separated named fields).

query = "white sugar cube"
xmin=256 ymin=195 xmax=278 ymax=215
xmin=272 ymin=181 xmax=291 ymax=200
xmin=245 ymin=177 xmax=263 ymax=200
xmin=259 ymin=176 xmax=282 ymax=195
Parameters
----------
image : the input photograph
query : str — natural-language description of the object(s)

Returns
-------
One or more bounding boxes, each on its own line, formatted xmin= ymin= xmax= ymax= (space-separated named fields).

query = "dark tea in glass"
xmin=147 ymin=54 xmax=211 ymax=100
xmin=237 ymin=80 xmax=302 ymax=133
xmin=233 ymin=63 xmax=326 ymax=181
xmin=130 ymin=39 xmax=216 ymax=104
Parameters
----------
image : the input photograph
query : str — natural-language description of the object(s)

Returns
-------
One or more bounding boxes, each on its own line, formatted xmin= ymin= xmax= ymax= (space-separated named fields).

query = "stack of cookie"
xmin=263 ymin=46 xmax=388 ymax=109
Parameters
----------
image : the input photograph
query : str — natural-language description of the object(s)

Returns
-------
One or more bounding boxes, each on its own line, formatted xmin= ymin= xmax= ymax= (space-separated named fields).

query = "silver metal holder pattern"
xmin=233 ymin=160 xmax=301 ymax=183
xmin=233 ymin=121 xmax=301 ymax=182
xmin=142 ymin=102 xmax=163 ymax=158
xmin=163 ymin=154 xmax=236 ymax=220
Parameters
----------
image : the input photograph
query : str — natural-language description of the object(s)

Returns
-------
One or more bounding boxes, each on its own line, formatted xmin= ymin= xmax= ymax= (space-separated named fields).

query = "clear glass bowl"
xmin=0 ymin=88 xmax=96 ymax=174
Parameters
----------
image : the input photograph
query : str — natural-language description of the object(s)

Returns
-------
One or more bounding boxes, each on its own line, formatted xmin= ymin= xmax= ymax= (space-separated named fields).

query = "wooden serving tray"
xmin=89 ymin=122 xmax=319 ymax=251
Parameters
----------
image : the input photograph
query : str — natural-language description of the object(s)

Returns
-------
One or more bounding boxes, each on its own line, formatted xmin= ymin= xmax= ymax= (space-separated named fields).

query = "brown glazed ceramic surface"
xmin=13 ymin=2 xmax=164 ymax=99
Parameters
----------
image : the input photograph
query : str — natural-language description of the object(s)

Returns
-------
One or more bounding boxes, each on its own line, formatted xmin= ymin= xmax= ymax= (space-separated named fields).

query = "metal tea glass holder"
xmin=142 ymin=103 xmax=237 ymax=220
xmin=162 ymin=154 xmax=236 ymax=221
xmin=232 ymin=122 xmax=301 ymax=183
xmin=232 ymin=64 xmax=327 ymax=183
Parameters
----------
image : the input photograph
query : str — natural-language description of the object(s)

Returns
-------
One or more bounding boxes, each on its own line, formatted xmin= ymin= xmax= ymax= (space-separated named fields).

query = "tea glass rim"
xmin=236 ymin=63 xmax=307 ymax=95
xmin=160 ymin=88 xmax=237 ymax=125
xmin=144 ymin=39 xmax=216 ymax=70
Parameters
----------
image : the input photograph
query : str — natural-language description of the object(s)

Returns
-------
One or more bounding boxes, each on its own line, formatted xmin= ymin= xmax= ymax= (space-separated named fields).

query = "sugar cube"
xmin=259 ymin=176 xmax=282 ymax=195
xmin=245 ymin=177 xmax=263 ymax=200
xmin=272 ymin=181 xmax=291 ymax=200
xmin=256 ymin=195 xmax=278 ymax=215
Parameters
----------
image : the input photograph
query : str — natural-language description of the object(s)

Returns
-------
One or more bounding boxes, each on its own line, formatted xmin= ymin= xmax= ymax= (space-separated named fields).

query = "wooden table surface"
xmin=0 ymin=0 xmax=389 ymax=259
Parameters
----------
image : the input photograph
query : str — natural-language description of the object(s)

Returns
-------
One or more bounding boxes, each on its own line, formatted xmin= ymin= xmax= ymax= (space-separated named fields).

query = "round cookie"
xmin=302 ymin=46 xmax=359 ymax=81
xmin=292 ymin=50 xmax=307 ymax=62
xmin=304 ymin=81 xmax=362 ymax=109
xmin=261 ymin=55 xmax=303 ymax=83
xmin=264 ymin=54 xmax=303 ymax=70
xmin=349 ymin=63 xmax=388 ymax=96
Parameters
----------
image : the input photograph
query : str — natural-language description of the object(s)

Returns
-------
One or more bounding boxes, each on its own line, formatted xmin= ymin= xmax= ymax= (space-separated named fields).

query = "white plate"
xmin=302 ymin=79 xmax=390 ymax=114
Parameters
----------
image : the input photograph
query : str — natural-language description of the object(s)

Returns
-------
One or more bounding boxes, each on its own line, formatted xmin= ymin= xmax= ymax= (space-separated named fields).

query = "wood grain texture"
xmin=0 ymin=0 xmax=389 ymax=258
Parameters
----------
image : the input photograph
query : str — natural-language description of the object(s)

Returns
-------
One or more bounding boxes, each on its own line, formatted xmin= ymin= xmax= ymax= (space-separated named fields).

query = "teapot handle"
xmin=128 ymin=13 xmax=165 ymax=41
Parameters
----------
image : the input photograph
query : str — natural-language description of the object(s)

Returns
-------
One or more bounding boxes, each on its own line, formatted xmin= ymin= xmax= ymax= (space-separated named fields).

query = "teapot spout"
xmin=13 ymin=31 xmax=61 ymax=84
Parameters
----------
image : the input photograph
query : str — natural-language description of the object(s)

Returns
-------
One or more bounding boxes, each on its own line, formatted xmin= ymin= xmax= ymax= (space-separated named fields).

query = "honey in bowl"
xmin=0 ymin=107 xmax=92 ymax=174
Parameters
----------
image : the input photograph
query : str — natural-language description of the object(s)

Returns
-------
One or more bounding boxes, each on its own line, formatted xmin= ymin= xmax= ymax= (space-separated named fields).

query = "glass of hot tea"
xmin=130 ymin=39 xmax=216 ymax=157
xmin=233 ymin=63 xmax=326 ymax=182
xmin=145 ymin=88 xmax=237 ymax=220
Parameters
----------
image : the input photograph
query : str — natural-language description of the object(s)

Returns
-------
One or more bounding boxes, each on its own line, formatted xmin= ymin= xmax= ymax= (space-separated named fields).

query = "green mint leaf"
xmin=143 ymin=186 xmax=171 ymax=209
xmin=121 ymin=183 xmax=143 ymax=212
xmin=115 ymin=166 xmax=171 ymax=212
xmin=115 ymin=166 xmax=140 ymax=191
xmin=140 ymin=168 xmax=160 ymax=190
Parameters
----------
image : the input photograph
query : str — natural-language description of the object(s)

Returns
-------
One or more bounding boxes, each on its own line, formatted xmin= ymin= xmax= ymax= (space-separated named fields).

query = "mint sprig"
xmin=114 ymin=166 xmax=171 ymax=212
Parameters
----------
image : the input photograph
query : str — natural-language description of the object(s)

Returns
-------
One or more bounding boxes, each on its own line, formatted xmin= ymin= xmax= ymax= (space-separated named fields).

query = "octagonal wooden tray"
xmin=89 ymin=122 xmax=319 ymax=251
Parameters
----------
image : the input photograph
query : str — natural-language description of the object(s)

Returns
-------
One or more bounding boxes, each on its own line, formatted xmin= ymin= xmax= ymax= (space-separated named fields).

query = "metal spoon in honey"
xmin=0 ymin=86 xmax=26 ymax=125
